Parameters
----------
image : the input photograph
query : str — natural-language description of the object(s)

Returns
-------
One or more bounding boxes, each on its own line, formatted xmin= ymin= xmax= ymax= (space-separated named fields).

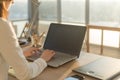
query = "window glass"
xmin=61 ymin=0 xmax=85 ymax=24
xmin=9 ymin=0 xmax=28 ymax=20
xmin=9 ymin=0 xmax=28 ymax=37
xmin=39 ymin=0 xmax=57 ymax=21
xmin=90 ymin=0 xmax=120 ymax=47
xmin=90 ymin=0 xmax=120 ymax=24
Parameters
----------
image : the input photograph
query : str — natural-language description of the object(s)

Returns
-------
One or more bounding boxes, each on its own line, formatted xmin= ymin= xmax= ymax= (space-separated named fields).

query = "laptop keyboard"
xmin=26 ymin=50 xmax=43 ymax=61
xmin=26 ymin=50 xmax=77 ymax=67
xmin=47 ymin=51 xmax=77 ymax=67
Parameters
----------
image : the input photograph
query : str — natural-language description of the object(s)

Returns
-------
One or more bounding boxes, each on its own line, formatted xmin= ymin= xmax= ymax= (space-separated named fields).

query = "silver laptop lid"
xmin=73 ymin=57 xmax=120 ymax=80
xmin=43 ymin=23 xmax=86 ymax=57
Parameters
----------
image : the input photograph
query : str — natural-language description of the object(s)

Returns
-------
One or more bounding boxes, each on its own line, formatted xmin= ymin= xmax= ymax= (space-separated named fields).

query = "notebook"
xmin=27 ymin=23 xmax=86 ymax=67
xmin=73 ymin=57 xmax=120 ymax=80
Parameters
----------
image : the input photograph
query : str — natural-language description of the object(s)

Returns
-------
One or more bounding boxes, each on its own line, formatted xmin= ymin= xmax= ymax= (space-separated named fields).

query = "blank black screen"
xmin=43 ymin=23 xmax=86 ymax=56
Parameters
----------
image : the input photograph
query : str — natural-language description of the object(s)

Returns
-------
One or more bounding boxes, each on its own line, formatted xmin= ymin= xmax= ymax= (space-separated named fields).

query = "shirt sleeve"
xmin=0 ymin=20 xmax=47 ymax=80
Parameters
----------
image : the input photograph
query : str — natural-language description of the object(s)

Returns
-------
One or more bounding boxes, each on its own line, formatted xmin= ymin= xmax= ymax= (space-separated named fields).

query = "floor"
xmin=82 ymin=44 xmax=120 ymax=59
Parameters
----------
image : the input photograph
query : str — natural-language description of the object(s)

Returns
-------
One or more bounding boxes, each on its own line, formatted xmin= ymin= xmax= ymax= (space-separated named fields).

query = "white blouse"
xmin=0 ymin=18 xmax=47 ymax=80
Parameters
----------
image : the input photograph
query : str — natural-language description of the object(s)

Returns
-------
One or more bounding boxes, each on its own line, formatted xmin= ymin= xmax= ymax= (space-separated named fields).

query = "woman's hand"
xmin=40 ymin=49 xmax=55 ymax=62
xmin=23 ymin=47 xmax=39 ymax=57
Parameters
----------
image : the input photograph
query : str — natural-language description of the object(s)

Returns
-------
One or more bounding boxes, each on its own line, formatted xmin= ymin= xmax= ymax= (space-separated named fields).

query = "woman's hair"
xmin=0 ymin=2 xmax=4 ymax=17
xmin=0 ymin=0 xmax=12 ymax=18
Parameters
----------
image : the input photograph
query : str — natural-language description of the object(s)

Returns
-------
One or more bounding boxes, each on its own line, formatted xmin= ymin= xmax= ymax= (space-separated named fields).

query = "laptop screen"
xmin=43 ymin=23 xmax=86 ymax=57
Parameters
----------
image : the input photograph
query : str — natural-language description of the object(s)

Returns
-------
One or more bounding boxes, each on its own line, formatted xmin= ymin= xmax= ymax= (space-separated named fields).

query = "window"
xmin=38 ymin=0 xmax=120 ymax=48
xmin=9 ymin=0 xmax=28 ymax=37
xmin=9 ymin=0 xmax=28 ymax=20
xmin=61 ymin=0 xmax=85 ymax=24
xmin=90 ymin=0 xmax=120 ymax=24
xmin=90 ymin=0 xmax=120 ymax=47
xmin=39 ymin=0 xmax=57 ymax=21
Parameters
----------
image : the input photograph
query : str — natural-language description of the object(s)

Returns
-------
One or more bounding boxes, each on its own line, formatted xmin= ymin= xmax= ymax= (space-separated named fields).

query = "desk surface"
xmin=9 ymin=52 xmax=119 ymax=80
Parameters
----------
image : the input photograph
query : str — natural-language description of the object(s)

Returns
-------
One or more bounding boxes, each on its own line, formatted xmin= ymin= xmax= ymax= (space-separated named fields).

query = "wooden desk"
xmin=86 ymin=24 xmax=120 ymax=54
xmin=9 ymin=52 xmax=105 ymax=80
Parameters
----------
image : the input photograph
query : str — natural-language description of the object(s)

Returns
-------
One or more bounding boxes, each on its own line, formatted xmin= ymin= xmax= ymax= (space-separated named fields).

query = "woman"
xmin=0 ymin=0 xmax=55 ymax=80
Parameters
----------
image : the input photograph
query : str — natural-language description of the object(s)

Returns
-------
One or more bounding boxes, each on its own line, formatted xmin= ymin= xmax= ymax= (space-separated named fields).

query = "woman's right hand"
xmin=40 ymin=49 xmax=55 ymax=62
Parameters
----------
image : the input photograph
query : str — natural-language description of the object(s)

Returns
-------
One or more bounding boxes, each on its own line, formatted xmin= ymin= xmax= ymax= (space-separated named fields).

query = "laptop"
xmin=73 ymin=57 xmax=120 ymax=80
xmin=27 ymin=23 xmax=86 ymax=67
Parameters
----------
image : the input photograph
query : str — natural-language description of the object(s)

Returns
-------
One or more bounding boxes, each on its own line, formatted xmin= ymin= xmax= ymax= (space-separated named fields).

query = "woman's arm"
xmin=0 ymin=21 xmax=48 ymax=80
